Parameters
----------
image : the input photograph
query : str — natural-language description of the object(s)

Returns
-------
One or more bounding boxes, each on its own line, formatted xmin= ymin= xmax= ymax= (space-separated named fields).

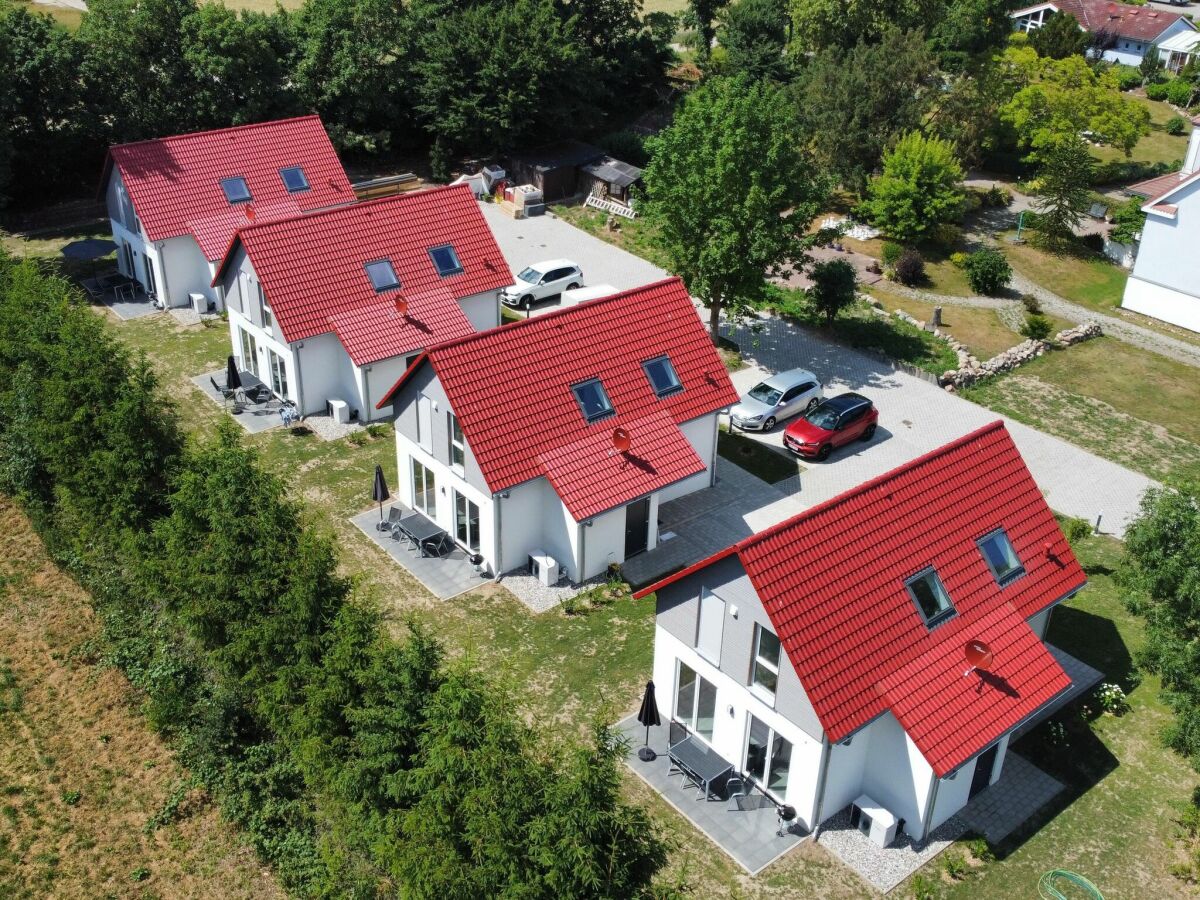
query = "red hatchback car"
xmin=783 ymin=392 xmax=878 ymax=460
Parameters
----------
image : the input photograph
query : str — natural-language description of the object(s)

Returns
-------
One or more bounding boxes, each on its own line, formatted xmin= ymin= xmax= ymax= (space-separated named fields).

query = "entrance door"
xmin=624 ymin=496 xmax=650 ymax=558
xmin=969 ymin=744 xmax=999 ymax=799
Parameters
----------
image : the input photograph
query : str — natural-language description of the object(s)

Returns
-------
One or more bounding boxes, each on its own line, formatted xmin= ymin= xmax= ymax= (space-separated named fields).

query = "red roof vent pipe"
xmin=244 ymin=204 xmax=256 ymax=221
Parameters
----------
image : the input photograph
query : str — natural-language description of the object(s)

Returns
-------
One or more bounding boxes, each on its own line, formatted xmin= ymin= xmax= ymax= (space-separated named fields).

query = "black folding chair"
xmin=210 ymin=376 xmax=238 ymax=409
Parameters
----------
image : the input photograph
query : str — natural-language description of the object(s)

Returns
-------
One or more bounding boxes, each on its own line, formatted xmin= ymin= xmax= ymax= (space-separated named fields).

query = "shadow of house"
xmin=1047 ymin=604 xmax=1136 ymax=691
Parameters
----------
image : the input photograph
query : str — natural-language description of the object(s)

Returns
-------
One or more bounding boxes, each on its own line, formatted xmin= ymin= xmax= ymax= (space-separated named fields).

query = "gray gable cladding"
xmin=391 ymin=361 xmax=489 ymax=493
xmin=656 ymin=555 xmax=824 ymax=739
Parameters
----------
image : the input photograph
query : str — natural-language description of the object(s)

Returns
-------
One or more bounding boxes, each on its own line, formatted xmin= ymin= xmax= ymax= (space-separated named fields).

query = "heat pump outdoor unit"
xmin=849 ymin=795 xmax=899 ymax=848
xmin=528 ymin=550 xmax=559 ymax=587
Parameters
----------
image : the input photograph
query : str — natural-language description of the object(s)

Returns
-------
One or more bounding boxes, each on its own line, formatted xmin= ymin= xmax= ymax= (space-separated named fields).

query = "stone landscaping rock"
xmin=939 ymin=321 xmax=1104 ymax=390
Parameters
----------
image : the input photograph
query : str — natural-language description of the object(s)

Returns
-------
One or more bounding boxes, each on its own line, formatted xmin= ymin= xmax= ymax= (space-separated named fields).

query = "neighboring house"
xmin=213 ymin=184 xmax=509 ymax=421
xmin=635 ymin=422 xmax=1097 ymax=843
xmin=100 ymin=116 xmax=354 ymax=310
xmin=377 ymin=278 xmax=739 ymax=581
xmin=1159 ymin=28 xmax=1200 ymax=73
xmin=1011 ymin=0 xmax=1195 ymax=64
xmin=1121 ymin=116 xmax=1200 ymax=332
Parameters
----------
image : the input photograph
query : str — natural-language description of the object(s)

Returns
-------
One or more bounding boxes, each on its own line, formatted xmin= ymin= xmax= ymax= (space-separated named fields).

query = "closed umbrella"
xmin=636 ymin=680 xmax=661 ymax=761
xmin=226 ymin=355 xmax=242 ymax=391
xmin=372 ymin=464 xmax=390 ymax=528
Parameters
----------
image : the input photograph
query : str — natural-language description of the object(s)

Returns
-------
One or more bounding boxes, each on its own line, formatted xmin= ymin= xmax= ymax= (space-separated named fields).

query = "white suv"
xmin=501 ymin=259 xmax=583 ymax=309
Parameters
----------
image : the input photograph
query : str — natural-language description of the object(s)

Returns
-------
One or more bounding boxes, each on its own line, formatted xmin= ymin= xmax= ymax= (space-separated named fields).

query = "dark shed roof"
xmin=509 ymin=140 xmax=604 ymax=173
xmin=581 ymin=156 xmax=644 ymax=189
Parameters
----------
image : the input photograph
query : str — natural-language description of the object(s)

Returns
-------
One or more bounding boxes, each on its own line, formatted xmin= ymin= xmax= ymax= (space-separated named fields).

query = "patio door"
xmin=411 ymin=459 xmax=436 ymax=517
xmin=674 ymin=660 xmax=716 ymax=742
xmin=142 ymin=255 xmax=157 ymax=298
xmin=743 ymin=714 xmax=792 ymax=799
xmin=267 ymin=348 xmax=289 ymax=400
xmin=454 ymin=490 xmax=480 ymax=553
xmin=969 ymin=744 xmax=999 ymax=799
xmin=240 ymin=328 xmax=259 ymax=377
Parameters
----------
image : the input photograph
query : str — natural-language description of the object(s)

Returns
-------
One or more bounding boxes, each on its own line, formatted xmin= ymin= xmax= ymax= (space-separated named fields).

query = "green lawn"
xmin=843 ymin=235 xmax=976 ymax=298
xmin=717 ymin=425 xmax=803 ymax=484
xmin=1090 ymin=95 xmax=1191 ymax=169
xmin=551 ymin=204 xmax=674 ymax=272
xmin=1003 ymin=238 xmax=1128 ymax=315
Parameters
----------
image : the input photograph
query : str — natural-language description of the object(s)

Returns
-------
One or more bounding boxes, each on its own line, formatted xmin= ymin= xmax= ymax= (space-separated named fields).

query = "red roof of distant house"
xmin=103 ymin=116 xmax=354 ymax=260
xmin=327 ymin=286 xmax=475 ymax=367
xmin=380 ymin=278 xmax=738 ymax=520
xmin=218 ymin=184 xmax=510 ymax=346
xmin=1012 ymin=0 xmax=1193 ymax=42
xmin=636 ymin=422 xmax=1087 ymax=775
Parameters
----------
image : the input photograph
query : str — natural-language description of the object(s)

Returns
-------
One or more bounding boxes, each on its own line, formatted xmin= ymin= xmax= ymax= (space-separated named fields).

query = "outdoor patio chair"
xmin=725 ymin=775 xmax=749 ymax=811
xmin=382 ymin=506 xmax=406 ymax=536
xmin=210 ymin=376 xmax=238 ymax=409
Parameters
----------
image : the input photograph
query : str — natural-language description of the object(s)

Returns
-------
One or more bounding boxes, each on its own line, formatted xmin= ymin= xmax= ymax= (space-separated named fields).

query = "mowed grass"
xmin=0 ymin=500 xmax=283 ymax=900
xmin=1003 ymin=237 xmax=1128 ymax=314
xmin=842 ymin=235 xmax=976 ymax=298
xmin=551 ymin=203 xmax=674 ymax=272
xmin=864 ymin=293 xmax=1030 ymax=360
xmin=1090 ymin=95 xmax=1192 ymax=169
xmin=963 ymin=336 xmax=1200 ymax=482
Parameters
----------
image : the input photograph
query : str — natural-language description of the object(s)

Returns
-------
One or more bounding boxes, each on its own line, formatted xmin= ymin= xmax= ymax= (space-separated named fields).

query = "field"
xmin=0 ymin=499 xmax=282 ymax=899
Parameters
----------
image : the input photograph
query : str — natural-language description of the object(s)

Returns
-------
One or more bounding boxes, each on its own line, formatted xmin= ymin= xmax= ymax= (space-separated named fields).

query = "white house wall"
xmin=297 ymin=332 xmax=360 ymax=418
xmin=861 ymin=714 xmax=935 ymax=837
xmin=358 ymin=352 xmax=412 ymax=422
xmin=457 ymin=288 xmax=500 ymax=332
xmin=496 ymin=477 xmax=573 ymax=579
xmin=158 ymin=235 xmax=219 ymax=311
xmin=652 ymin=626 xmax=825 ymax=824
xmin=580 ymin=502 xmax=626 ymax=580
xmin=657 ymin=414 xmax=719 ymax=504
xmin=1122 ymin=277 xmax=1200 ymax=334
xmin=1123 ymin=176 xmax=1200 ymax=332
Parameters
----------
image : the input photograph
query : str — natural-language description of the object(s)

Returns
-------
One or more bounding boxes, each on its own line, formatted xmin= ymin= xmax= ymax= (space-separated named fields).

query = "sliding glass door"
xmin=454 ymin=490 xmax=480 ymax=553
xmin=411 ymin=459 xmax=436 ymax=517
xmin=744 ymin=714 xmax=792 ymax=798
xmin=675 ymin=660 xmax=717 ymax=742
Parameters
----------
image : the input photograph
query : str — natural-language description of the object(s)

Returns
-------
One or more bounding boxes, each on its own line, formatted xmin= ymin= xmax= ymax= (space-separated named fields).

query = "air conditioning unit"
xmin=528 ymin=549 xmax=559 ymax=587
xmin=850 ymin=795 xmax=899 ymax=848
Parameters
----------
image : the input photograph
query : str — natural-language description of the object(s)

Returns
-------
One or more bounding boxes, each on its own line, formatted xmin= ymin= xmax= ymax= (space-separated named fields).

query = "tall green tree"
xmin=794 ymin=27 xmax=938 ymax=192
xmin=865 ymin=131 xmax=965 ymax=245
xmin=1121 ymin=483 xmax=1200 ymax=768
xmin=685 ymin=0 xmax=727 ymax=60
xmin=641 ymin=76 xmax=827 ymax=340
xmin=1032 ymin=135 xmax=1094 ymax=248
xmin=1028 ymin=10 xmax=1090 ymax=60
xmin=788 ymin=0 xmax=941 ymax=51
xmin=718 ymin=0 xmax=790 ymax=80
xmin=928 ymin=0 xmax=1020 ymax=70
xmin=807 ymin=258 xmax=858 ymax=325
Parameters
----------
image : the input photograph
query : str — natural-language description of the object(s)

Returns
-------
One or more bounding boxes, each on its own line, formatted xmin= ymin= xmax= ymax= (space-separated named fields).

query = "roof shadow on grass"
xmin=1046 ymin=604 xmax=1136 ymax=692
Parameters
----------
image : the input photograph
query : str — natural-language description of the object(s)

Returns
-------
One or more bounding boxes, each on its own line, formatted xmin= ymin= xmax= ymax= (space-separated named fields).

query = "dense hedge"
xmin=0 ymin=252 xmax=669 ymax=898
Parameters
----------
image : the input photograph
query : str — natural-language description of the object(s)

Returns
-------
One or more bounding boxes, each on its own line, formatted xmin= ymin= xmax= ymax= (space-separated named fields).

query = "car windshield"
xmin=516 ymin=267 xmax=542 ymax=284
xmin=747 ymin=383 xmax=782 ymax=406
xmin=804 ymin=405 xmax=841 ymax=430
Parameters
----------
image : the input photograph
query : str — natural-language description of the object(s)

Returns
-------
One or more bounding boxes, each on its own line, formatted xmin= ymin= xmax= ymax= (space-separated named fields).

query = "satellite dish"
xmin=394 ymin=296 xmax=408 ymax=317
xmin=963 ymin=639 xmax=994 ymax=677
xmin=244 ymin=204 xmax=256 ymax=221
xmin=612 ymin=427 xmax=631 ymax=454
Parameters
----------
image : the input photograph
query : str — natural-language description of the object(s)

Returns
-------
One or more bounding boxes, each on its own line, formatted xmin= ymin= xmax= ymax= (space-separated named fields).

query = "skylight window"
xmin=428 ymin=245 xmax=464 ymax=277
xmin=978 ymin=529 xmax=1024 ymax=586
xmin=221 ymin=177 xmax=252 ymax=204
xmin=642 ymin=355 xmax=682 ymax=397
xmin=906 ymin=567 xmax=956 ymax=628
xmin=364 ymin=259 xmax=400 ymax=292
xmin=571 ymin=378 xmax=615 ymax=423
xmin=279 ymin=166 xmax=310 ymax=193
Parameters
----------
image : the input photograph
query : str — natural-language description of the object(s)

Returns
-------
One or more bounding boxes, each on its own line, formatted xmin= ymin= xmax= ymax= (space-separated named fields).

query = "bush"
xmin=910 ymin=873 xmax=936 ymax=900
xmin=963 ymin=249 xmax=1012 ymax=295
xmin=1063 ymin=515 xmax=1093 ymax=544
xmin=1166 ymin=78 xmax=1195 ymax=108
xmin=1113 ymin=65 xmax=1142 ymax=91
xmin=1166 ymin=115 xmax=1188 ymax=136
xmin=1021 ymin=313 xmax=1054 ymax=340
xmin=1080 ymin=232 xmax=1105 ymax=254
xmin=983 ymin=185 xmax=1013 ymax=207
xmin=892 ymin=248 xmax=926 ymax=286
xmin=965 ymin=835 xmax=995 ymax=862
xmin=881 ymin=241 xmax=905 ymax=267
xmin=942 ymin=851 xmax=967 ymax=880
xmin=1020 ymin=293 xmax=1042 ymax=314
xmin=1146 ymin=81 xmax=1170 ymax=101
xmin=929 ymin=222 xmax=961 ymax=250
xmin=949 ymin=251 xmax=969 ymax=268
xmin=599 ymin=129 xmax=649 ymax=168
xmin=1094 ymin=682 xmax=1131 ymax=715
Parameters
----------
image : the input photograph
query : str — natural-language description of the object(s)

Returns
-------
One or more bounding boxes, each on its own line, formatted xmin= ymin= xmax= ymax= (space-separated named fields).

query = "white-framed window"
xmin=240 ymin=328 xmax=259 ymax=377
xmin=744 ymin=714 xmax=792 ymax=798
xmin=696 ymin=588 xmax=724 ymax=664
xmin=449 ymin=412 xmax=465 ymax=472
xmin=267 ymin=348 xmax=288 ymax=399
xmin=454 ymin=490 xmax=480 ymax=553
xmin=675 ymin=660 xmax=717 ymax=742
xmin=416 ymin=394 xmax=433 ymax=454
xmin=978 ymin=528 xmax=1024 ymax=586
xmin=906 ymin=567 xmax=956 ymax=627
xmin=412 ymin=458 xmax=436 ymax=517
xmin=751 ymin=625 xmax=781 ymax=701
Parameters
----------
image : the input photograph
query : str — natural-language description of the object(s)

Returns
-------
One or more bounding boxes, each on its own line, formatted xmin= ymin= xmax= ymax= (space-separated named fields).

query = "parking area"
xmin=482 ymin=205 xmax=1156 ymax=543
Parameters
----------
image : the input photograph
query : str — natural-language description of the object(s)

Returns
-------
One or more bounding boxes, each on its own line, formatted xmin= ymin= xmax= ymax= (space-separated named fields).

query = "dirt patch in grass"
xmin=718 ymin=427 xmax=802 ymax=484
xmin=0 ymin=499 xmax=281 ymax=900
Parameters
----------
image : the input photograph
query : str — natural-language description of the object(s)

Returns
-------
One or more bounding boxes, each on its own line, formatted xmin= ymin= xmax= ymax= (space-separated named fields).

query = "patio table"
xmin=669 ymin=731 xmax=734 ymax=801
xmin=399 ymin=513 xmax=451 ymax=558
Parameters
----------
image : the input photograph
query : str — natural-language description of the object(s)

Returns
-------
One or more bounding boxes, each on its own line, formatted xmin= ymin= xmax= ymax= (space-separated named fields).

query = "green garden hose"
xmin=1038 ymin=869 xmax=1104 ymax=900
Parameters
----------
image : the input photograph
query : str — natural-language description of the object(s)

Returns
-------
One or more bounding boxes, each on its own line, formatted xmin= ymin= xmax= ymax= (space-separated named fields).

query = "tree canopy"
xmin=865 ymin=131 xmax=965 ymax=246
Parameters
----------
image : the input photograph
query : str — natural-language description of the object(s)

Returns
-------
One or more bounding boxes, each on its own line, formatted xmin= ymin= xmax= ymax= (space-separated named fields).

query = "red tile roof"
xmin=380 ymin=277 xmax=738 ymax=518
xmin=327 ymin=286 xmax=475 ymax=367
xmin=636 ymin=422 xmax=1087 ymax=770
xmin=1014 ymin=0 xmax=1193 ymax=41
xmin=1126 ymin=170 xmax=1186 ymax=200
xmin=103 ymin=116 xmax=354 ymax=260
xmin=218 ymin=184 xmax=509 ymax=346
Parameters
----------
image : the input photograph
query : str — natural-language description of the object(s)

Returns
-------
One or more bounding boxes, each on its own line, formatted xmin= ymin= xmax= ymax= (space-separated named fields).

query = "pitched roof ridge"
xmin=733 ymin=420 xmax=1009 ymax=554
xmin=426 ymin=276 xmax=686 ymax=356
xmin=110 ymin=115 xmax=324 ymax=153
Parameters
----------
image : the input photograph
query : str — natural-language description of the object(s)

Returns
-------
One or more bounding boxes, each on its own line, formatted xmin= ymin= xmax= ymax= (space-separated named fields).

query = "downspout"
xmin=710 ymin=413 xmax=722 ymax=487
xmin=577 ymin=520 xmax=586 ymax=583
xmin=293 ymin=343 xmax=306 ymax=414
xmin=810 ymin=735 xmax=832 ymax=837
xmin=155 ymin=241 xmax=171 ymax=306
xmin=363 ymin=364 xmax=371 ymax=423
xmin=491 ymin=492 xmax=503 ymax=581
xmin=919 ymin=770 xmax=941 ymax=843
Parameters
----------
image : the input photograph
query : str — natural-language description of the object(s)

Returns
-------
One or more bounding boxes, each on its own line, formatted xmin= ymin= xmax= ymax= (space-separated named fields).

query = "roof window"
xmin=643 ymin=355 xmax=683 ymax=397
xmin=364 ymin=259 xmax=401 ymax=292
xmin=221 ymin=177 xmax=252 ymax=204
xmin=279 ymin=166 xmax=310 ymax=193
xmin=978 ymin=528 xmax=1025 ymax=586
xmin=906 ymin=567 xmax=956 ymax=628
xmin=571 ymin=378 xmax=615 ymax=423
xmin=428 ymin=245 xmax=464 ymax=277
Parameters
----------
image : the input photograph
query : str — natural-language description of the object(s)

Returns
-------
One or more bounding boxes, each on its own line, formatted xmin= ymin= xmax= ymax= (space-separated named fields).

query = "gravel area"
xmin=302 ymin=411 xmax=368 ymax=442
xmin=496 ymin=570 xmax=608 ymax=613
xmin=816 ymin=806 xmax=966 ymax=894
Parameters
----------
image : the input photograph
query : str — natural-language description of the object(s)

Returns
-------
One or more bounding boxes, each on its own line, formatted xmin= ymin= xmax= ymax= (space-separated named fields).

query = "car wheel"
xmin=816 ymin=444 xmax=832 ymax=461
xmin=806 ymin=397 xmax=819 ymax=411
xmin=861 ymin=423 xmax=877 ymax=441
xmin=763 ymin=416 xmax=776 ymax=431
xmin=520 ymin=295 xmax=533 ymax=310
xmin=566 ymin=282 xmax=580 ymax=290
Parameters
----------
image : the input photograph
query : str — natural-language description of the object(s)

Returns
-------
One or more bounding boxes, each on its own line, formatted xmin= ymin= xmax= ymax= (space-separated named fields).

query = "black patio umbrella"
xmin=61 ymin=238 xmax=118 ymax=262
xmin=372 ymin=464 xmax=390 ymax=528
xmin=636 ymin=680 xmax=661 ymax=762
xmin=226 ymin=355 xmax=242 ymax=391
